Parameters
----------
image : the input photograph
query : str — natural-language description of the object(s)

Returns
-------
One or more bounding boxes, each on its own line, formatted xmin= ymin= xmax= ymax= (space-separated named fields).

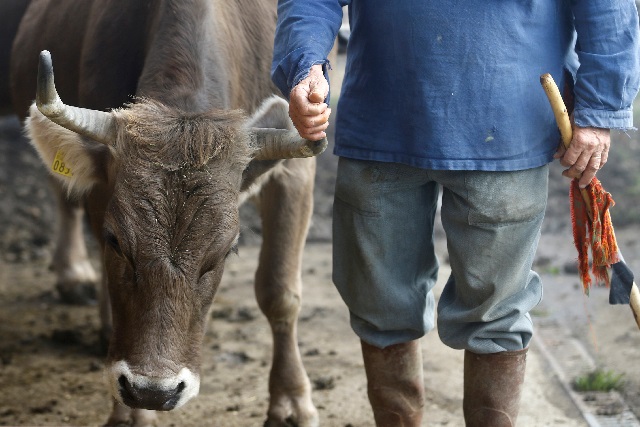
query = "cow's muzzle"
xmin=118 ymin=374 xmax=184 ymax=410
xmin=107 ymin=361 xmax=200 ymax=411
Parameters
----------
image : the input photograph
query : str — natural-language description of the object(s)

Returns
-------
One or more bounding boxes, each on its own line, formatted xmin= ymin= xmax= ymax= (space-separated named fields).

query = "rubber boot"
xmin=361 ymin=339 xmax=425 ymax=427
xmin=463 ymin=348 xmax=528 ymax=427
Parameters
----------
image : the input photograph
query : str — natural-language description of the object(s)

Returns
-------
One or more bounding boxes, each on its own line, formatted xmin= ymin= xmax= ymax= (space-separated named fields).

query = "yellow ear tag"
xmin=52 ymin=149 xmax=73 ymax=177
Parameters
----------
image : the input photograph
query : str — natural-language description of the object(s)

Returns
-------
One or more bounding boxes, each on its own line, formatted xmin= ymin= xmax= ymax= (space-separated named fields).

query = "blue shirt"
xmin=272 ymin=0 xmax=640 ymax=171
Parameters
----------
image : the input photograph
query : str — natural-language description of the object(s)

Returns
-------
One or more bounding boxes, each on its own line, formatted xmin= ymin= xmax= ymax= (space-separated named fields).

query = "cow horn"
xmin=36 ymin=50 xmax=116 ymax=144
xmin=251 ymin=128 xmax=328 ymax=160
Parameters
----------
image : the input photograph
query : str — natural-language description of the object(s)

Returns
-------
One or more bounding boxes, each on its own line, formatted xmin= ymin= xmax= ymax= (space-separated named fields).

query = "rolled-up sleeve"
xmin=572 ymin=0 xmax=640 ymax=130
xmin=271 ymin=0 xmax=347 ymax=99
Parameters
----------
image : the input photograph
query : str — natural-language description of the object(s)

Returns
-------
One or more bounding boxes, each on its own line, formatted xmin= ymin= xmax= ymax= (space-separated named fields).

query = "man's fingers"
xmin=289 ymin=99 xmax=330 ymax=137
xmin=308 ymin=66 xmax=329 ymax=103
xmin=559 ymin=144 xmax=582 ymax=168
xmin=291 ymin=64 xmax=328 ymax=106
xmin=290 ymin=88 xmax=325 ymax=114
xmin=298 ymin=101 xmax=328 ymax=118
xmin=578 ymin=169 xmax=597 ymax=188
xmin=309 ymin=90 xmax=325 ymax=104
xmin=556 ymin=127 xmax=610 ymax=188
xmin=577 ymin=153 xmax=605 ymax=188
xmin=574 ymin=151 xmax=592 ymax=174
xmin=590 ymin=153 xmax=604 ymax=170
xmin=289 ymin=107 xmax=330 ymax=131
xmin=289 ymin=109 xmax=331 ymax=140
xmin=294 ymin=122 xmax=329 ymax=141
xmin=290 ymin=90 xmax=328 ymax=117
xmin=308 ymin=79 xmax=328 ymax=103
xmin=289 ymin=102 xmax=330 ymax=125
xmin=600 ymin=147 xmax=609 ymax=166
xmin=287 ymin=64 xmax=331 ymax=140
xmin=553 ymin=142 xmax=566 ymax=159
xmin=561 ymin=151 xmax=605 ymax=188
xmin=292 ymin=107 xmax=331 ymax=128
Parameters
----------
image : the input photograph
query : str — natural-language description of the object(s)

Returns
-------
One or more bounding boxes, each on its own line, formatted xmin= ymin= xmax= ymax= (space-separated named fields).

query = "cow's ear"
xmin=26 ymin=103 xmax=112 ymax=195
xmin=246 ymin=95 xmax=293 ymax=130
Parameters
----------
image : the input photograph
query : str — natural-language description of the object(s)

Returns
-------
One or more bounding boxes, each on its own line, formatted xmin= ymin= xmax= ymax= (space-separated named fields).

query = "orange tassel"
xmin=570 ymin=178 xmax=620 ymax=293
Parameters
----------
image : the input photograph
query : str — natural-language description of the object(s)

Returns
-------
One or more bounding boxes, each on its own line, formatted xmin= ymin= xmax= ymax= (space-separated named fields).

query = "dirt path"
xmin=1 ymin=241 xmax=586 ymax=427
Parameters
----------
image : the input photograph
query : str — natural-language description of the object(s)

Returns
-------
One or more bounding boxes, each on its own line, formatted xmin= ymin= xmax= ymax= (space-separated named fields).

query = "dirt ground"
xmin=2 ymin=51 xmax=640 ymax=427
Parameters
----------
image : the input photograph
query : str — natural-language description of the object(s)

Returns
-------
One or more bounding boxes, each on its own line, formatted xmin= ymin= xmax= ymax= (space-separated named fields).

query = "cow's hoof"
xmin=56 ymin=281 xmax=97 ymax=305
xmin=264 ymin=414 xmax=319 ymax=427
xmin=264 ymin=392 xmax=319 ymax=427
xmin=263 ymin=418 xmax=297 ymax=427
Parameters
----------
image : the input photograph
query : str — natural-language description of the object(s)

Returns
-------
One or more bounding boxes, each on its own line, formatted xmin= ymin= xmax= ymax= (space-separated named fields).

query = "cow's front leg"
xmin=50 ymin=178 xmax=98 ymax=304
xmin=104 ymin=400 xmax=157 ymax=427
xmin=255 ymin=159 xmax=318 ymax=427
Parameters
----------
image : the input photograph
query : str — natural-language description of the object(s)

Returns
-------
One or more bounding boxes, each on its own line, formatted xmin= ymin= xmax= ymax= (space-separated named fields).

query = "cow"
xmin=9 ymin=1 xmax=326 ymax=426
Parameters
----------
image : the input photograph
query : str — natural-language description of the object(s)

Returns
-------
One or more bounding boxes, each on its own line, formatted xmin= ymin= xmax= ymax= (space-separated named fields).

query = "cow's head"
xmin=27 ymin=51 xmax=326 ymax=411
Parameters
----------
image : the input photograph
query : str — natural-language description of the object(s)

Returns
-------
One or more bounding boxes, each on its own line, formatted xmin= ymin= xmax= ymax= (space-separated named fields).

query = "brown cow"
xmin=11 ymin=1 xmax=326 ymax=426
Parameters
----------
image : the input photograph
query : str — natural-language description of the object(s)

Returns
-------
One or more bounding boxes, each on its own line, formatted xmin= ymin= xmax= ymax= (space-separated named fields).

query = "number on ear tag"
xmin=52 ymin=149 xmax=73 ymax=177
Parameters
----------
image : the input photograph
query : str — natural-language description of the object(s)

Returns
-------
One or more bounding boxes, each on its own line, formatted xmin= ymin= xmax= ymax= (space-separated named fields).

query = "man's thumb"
xmin=309 ymin=89 xmax=325 ymax=104
xmin=308 ymin=77 xmax=328 ymax=104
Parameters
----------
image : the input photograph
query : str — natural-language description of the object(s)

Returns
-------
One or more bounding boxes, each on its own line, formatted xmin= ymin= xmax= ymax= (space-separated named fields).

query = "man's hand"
xmin=289 ymin=64 xmax=331 ymax=141
xmin=554 ymin=125 xmax=610 ymax=188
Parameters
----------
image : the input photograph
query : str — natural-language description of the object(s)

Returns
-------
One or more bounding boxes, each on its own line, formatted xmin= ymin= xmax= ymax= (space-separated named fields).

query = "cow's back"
xmin=10 ymin=0 xmax=280 ymax=120
xmin=10 ymin=0 xmax=156 ymax=119
xmin=212 ymin=0 xmax=280 ymax=112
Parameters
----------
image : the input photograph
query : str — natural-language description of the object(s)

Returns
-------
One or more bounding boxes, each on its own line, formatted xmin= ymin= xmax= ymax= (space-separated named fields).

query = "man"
xmin=271 ymin=1 xmax=640 ymax=425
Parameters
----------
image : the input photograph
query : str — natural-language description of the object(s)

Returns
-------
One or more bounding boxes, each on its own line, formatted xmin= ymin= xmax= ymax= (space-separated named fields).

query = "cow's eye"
xmin=225 ymin=243 xmax=239 ymax=260
xmin=225 ymin=234 xmax=240 ymax=260
xmin=104 ymin=231 xmax=123 ymax=257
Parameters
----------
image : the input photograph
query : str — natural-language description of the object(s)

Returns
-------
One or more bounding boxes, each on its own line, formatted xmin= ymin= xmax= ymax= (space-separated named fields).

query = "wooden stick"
xmin=631 ymin=285 xmax=640 ymax=329
xmin=540 ymin=74 xmax=573 ymax=148
xmin=540 ymin=74 xmax=591 ymax=212
xmin=540 ymin=73 xmax=640 ymax=330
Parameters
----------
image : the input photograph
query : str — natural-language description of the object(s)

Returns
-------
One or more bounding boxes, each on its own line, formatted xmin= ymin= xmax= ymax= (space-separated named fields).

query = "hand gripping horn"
xmin=36 ymin=50 xmax=116 ymax=144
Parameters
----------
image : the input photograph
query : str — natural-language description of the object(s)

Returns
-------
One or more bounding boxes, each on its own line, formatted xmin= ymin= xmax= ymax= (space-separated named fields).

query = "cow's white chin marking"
xmin=106 ymin=360 xmax=200 ymax=409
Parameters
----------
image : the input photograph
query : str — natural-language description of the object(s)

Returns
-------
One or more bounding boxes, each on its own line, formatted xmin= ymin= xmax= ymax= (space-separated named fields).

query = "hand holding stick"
xmin=540 ymin=73 xmax=640 ymax=330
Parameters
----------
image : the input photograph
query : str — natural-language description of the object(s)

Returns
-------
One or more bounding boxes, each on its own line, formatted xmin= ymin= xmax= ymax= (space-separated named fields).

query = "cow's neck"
xmin=136 ymin=0 xmax=231 ymax=112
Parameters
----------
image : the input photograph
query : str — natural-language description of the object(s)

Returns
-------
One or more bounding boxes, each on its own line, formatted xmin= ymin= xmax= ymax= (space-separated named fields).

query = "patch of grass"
xmin=573 ymin=369 xmax=625 ymax=392
xmin=529 ymin=308 xmax=549 ymax=317
xmin=544 ymin=266 xmax=561 ymax=275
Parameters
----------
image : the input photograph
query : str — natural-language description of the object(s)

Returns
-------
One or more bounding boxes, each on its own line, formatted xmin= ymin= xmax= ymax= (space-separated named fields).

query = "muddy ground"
xmin=2 ymin=52 xmax=640 ymax=427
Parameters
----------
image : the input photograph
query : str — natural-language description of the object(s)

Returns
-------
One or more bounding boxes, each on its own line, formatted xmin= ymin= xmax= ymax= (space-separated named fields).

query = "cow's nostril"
xmin=118 ymin=375 xmax=128 ymax=389
xmin=117 ymin=374 xmax=185 ymax=411
xmin=118 ymin=375 xmax=134 ymax=401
